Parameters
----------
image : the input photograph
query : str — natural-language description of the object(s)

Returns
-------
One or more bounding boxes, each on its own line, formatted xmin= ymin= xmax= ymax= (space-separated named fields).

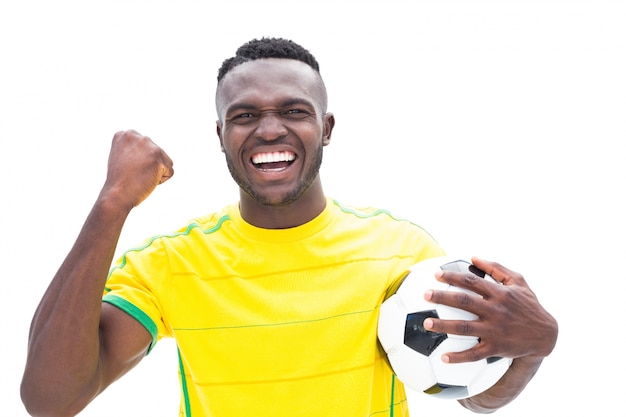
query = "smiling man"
xmin=21 ymin=38 xmax=558 ymax=417
xmin=216 ymin=57 xmax=334 ymax=227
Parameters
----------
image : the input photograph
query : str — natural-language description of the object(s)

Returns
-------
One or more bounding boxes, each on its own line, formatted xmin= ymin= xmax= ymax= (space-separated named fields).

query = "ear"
xmin=322 ymin=113 xmax=335 ymax=146
xmin=216 ymin=120 xmax=225 ymax=152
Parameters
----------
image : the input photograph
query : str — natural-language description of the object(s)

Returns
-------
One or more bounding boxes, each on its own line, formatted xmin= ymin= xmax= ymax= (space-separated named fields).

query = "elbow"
xmin=21 ymin=383 xmax=50 ymax=417
xmin=21 ymin=377 xmax=81 ymax=417
xmin=21 ymin=380 xmax=55 ymax=417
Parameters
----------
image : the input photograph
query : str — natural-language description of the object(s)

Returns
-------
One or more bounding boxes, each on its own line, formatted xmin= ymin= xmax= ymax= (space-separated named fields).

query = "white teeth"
xmin=252 ymin=151 xmax=295 ymax=164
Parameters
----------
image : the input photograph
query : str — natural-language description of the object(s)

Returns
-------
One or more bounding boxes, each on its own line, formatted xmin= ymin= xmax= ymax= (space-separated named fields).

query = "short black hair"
xmin=217 ymin=37 xmax=320 ymax=82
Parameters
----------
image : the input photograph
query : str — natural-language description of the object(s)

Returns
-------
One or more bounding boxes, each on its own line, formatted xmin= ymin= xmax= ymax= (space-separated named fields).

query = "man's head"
xmin=216 ymin=37 xmax=328 ymax=118
xmin=215 ymin=38 xmax=335 ymax=224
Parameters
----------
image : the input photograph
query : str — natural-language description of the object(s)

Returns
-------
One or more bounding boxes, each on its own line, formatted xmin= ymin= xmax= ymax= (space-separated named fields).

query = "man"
xmin=21 ymin=38 xmax=558 ymax=416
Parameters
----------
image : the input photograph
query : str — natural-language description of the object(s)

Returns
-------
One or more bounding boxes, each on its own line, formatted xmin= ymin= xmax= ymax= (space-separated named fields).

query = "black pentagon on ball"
xmin=404 ymin=310 xmax=447 ymax=356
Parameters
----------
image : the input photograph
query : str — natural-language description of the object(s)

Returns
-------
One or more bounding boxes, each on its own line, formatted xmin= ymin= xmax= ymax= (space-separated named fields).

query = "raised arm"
xmin=423 ymin=256 xmax=558 ymax=413
xmin=21 ymin=130 xmax=174 ymax=417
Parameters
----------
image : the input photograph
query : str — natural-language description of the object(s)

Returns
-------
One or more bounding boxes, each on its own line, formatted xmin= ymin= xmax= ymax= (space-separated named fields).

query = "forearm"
xmin=21 ymin=193 xmax=131 ymax=416
xmin=458 ymin=356 xmax=543 ymax=413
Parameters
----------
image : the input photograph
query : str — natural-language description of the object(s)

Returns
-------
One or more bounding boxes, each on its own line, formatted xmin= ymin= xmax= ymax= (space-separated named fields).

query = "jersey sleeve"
xmin=103 ymin=237 xmax=173 ymax=354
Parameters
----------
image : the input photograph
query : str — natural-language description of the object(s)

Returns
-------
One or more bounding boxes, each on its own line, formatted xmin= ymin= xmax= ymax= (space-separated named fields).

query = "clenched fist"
xmin=101 ymin=130 xmax=174 ymax=211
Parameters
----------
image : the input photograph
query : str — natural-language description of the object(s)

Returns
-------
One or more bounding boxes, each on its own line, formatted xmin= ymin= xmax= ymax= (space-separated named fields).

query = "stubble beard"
xmin=225 ymin=142 xmax=324 ymax=207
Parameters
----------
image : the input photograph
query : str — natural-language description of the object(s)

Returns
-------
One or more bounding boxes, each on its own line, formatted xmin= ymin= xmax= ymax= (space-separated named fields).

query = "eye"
xmin=283 ymin=108 xmax=310 ymax=119
xmin=229 ymin=112 xmax=258 ymax=125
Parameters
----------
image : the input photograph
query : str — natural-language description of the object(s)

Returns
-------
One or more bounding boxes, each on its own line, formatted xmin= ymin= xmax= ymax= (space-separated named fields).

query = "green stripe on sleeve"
xmin=102 ymin=294 xmax=159 ymax=354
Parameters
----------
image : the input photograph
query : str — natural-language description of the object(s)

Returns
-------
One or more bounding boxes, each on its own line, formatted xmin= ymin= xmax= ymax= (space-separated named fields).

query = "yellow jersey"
xmin=104 ymin=198 xmax=444 ymax=416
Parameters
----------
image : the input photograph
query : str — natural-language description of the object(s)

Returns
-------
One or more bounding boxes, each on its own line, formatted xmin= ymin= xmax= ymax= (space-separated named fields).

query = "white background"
xmin=1 ymin=0 xmax=624 ymax=415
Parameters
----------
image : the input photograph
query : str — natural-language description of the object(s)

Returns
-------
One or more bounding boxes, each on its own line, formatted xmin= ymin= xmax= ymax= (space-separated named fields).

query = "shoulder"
xmin=127 ymin=205 xmax=237 ymax=256
xmin=186 ymin=205 xmax=235 ymax=235
xmin=331 ymin=199 xmax=432 ymax=233
xmin=329 ymin=198 xmax=442 ymax=252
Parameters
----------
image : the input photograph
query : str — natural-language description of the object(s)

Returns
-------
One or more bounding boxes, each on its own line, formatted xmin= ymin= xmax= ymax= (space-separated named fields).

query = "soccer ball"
xmin=377 ymin=255 xmax=512 ymax=400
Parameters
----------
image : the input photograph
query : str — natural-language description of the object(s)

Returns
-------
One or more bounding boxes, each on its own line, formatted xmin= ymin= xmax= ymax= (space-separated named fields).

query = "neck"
xmin=239 ymin=182 xmax=327 ymax=229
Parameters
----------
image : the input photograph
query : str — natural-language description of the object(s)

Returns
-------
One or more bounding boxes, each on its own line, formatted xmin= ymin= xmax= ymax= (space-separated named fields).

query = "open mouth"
xmin=251 ymin=151 xmax=296 ymax=171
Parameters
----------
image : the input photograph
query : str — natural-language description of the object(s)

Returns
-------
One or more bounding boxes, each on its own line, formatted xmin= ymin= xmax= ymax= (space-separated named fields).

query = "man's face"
xmin=216 ymin=58 xmax=334 ymax=207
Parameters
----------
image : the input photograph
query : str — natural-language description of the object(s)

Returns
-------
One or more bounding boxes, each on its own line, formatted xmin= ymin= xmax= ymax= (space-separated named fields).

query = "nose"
xmin=255 ymin=112 xmax=288 ymax=142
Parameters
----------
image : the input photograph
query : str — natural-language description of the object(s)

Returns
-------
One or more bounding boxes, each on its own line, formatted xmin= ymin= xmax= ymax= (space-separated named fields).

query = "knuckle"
xmin=457 ymin=292 xmax=473 ymax=307
xmin=462 ymin=272 xmax=481 ymax=286
xmin=455 ymin=320 xmax=473 ymax=335
xmin=467 ymin=350 xmax=482 ymax=362
xmin=513 ymin=271 xmax=526 ymax=283
xmin=490 ymin=260 xmax=504 ymax=270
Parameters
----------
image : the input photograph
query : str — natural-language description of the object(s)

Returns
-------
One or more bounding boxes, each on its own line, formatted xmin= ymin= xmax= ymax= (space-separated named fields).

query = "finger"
xmin=423 ymin=315 xmax=484 ymax=339
xmin=158 ymin=154 xmax=175 ymax=184
xmin=158 ymin=167 xmax=174 ymax=184
xmin=442 ymin=341 xmax=494 ymax=364
xmin=434 ymin=269 xmax=493 ymax=299
xmin=471 ymin=256 xmax=525 ymax=287
xmin=471 ymin=257 xmax=504 ymax=284
xmin=425 ymin=285 xmax=485 ymax=315
xmin=423 ymin=318 xmax=496 ymax=363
